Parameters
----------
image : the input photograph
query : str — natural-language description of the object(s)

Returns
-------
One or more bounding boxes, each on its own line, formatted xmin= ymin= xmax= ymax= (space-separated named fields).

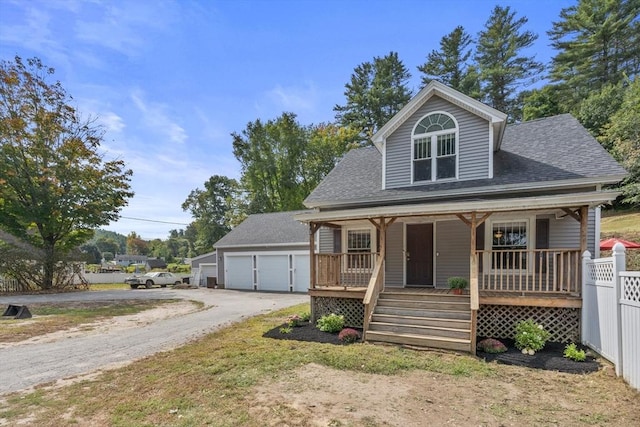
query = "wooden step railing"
xmin=475 ymin=249 xmax=581 ymax=294
xmin=363 ymin=256 xmax=385 ymax=333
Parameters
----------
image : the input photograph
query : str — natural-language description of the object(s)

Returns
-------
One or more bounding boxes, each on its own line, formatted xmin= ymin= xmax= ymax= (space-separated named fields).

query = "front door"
xmin=406 ymin=224 xmax=434 ymax=287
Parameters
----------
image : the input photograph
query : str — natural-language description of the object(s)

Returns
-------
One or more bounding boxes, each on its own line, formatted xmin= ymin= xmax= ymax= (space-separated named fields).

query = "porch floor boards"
xmin=309 ymin=286 xmax=581 ymax=308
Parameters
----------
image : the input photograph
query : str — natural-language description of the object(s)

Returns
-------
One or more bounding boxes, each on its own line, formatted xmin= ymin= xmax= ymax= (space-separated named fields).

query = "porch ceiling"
xmin=295 ymin=191 xmax=620 ymax=224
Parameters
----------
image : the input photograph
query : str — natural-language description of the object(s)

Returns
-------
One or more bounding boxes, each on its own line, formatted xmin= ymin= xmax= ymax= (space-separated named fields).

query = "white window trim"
xmin=410 ymin=111 xmax=459 ymax=184
xmin=484 ymin=216 xmax=535 ymax=273
xmin=341 ymin=225 xmax=377 ymax=272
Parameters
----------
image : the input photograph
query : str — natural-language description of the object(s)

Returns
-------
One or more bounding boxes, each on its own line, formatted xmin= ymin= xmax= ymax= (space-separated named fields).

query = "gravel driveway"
xmin=0 ymin=288 xmax=307 ymax=395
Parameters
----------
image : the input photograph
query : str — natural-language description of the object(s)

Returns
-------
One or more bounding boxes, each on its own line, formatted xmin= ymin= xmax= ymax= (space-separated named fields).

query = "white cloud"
xmin=266 ymin=81 xmax=318 ymax=112
xmin=0 ymin=5 xmax=60 ymax=57
xmin=99 ymin=111 xmax=125 ymax=133
xmin=194 ymin=107 xmax=227 ymax=141
xmin=73 ymin=1 xmax=177 ymax=57
xmin=131 ymin=90 xmax=187 ymax=144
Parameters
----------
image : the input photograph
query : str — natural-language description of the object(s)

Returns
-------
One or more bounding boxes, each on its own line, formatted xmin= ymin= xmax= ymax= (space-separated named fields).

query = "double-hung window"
xmin=412 ymin=112 xmax=458 ymax=182
xmin=491 ymin=221 xmax=528 ymax=270
xmin=346 ymin=229 xmax=372 ymax=270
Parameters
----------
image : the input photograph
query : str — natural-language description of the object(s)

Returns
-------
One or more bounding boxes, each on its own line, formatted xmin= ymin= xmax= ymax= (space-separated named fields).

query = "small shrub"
xmin=299 ymin=312 xmax=311 ymax=322
xmin=515 ymin=319 xmax=551 ymax=354
xmin=285 ymin=314 xmax=304 ymax=327
xmin=447 ymin=277 xmax=468 ymax=289
xmin=316 ymin=313 xmax=345 ymax=333
xmin=564 ymin=343 xmax=586 ymax=362
xmin=338 ymin=328 xmax=361 ymax=343
xmin=279 ymin=326 xmax=292 ymax=334
xmin=477 ymin=338 xmax=507 ymax=354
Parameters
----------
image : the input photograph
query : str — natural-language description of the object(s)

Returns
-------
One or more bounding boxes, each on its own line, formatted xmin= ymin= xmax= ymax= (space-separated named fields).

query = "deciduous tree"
xmin=602 ymin=78 xmax=640 ymax=206
xmin=126 ymin=232 xmax=148 ymax=255
xmin=182 ymin=175 xmax=237 ymax=254
xmin=521 ymin=85 xmax=567 ymax=121
xmin=0 ymin=56 xmax=133 ymax=289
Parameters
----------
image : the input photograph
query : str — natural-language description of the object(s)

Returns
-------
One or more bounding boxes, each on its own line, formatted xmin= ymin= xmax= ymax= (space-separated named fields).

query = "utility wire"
xmin=119 ymin=216 xmax=190 ymax=226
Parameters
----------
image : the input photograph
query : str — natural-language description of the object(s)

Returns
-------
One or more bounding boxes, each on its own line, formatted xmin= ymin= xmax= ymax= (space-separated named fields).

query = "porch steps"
xmin=365 ymin=291 xmax=472 ymax=353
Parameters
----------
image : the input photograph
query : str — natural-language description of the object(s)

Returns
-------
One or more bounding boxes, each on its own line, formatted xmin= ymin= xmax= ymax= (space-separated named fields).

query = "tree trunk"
xmin=42 ymin=242 xmax=56 ymax=290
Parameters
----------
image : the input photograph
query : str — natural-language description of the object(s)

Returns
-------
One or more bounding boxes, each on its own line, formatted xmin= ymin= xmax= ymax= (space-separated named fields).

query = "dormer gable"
xmin=372 ymin=81 xmax=507 ymax=190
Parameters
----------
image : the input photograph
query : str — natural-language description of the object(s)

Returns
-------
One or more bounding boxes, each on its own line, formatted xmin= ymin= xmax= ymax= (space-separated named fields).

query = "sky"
xmin=0 ymin=0 xmax=575 ymax=240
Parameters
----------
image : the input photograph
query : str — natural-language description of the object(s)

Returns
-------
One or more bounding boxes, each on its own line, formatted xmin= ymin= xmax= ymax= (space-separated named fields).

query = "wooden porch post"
xmin=579 ymin=206 xmax=588 ymax=255
xmin=367 ymin=217 xmax=396 ymax=268
xmin=457 ymin=212 xmax=491 ymax=356
xmin=470 ymin=215 xmax=478 ymax=310
xmin=363 ymin=217 xmax=396 ymax=333
xmin=309 ymin=222 xmax=320 ymax=289
xmin=563 ymin=206 xmax=589 ymax=291
xmin=456 ymin=212 xmax=491 ymax=311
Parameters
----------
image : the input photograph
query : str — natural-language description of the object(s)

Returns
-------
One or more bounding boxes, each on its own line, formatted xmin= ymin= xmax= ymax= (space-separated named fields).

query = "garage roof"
xmin=214 ymin=210 xmax=310 ymax=249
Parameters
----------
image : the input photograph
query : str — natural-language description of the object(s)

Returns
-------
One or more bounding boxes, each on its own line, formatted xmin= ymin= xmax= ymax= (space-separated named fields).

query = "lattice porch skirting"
xmin=311 ymin=296 xmax=364 ymax=328
xmin=478 ymin=305 xmax=581 ymax=343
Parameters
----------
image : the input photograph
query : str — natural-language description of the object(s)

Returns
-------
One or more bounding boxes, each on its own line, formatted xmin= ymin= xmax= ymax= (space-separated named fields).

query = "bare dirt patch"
xmin=252 ymin=362 xmax=640 ymax=426
xmin=0 ymin=300 xmax=199 ymax=349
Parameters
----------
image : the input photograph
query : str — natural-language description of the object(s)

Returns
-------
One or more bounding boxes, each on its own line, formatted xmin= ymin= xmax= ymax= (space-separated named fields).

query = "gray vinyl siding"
xmin=385 ymin=95 xmax=490 ymax=189
xmin=318 ymin=227 xmax=334 ymax=254
xmin=548 ymin=208 xmax=596 ymax=253
xmin=435 ymin=220 xmax=470 ymax=288
xmin=191 ymin=252 xmax=217 ymax=268
xmin=384 ymin=222 xmax=404 ymax=287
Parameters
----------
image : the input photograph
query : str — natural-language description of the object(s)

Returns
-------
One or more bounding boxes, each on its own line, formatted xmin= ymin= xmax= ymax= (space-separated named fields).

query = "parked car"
xmin=125 ymin=272 xmax=183 ymax=289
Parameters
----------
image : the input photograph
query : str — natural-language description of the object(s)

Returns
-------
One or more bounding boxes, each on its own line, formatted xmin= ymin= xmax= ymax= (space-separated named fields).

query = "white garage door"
xmin=257 ymin=254 xmax=289 ymax=291
xmin=225 ymin=255 xmax=254 ymax=290
xmin=293 ymin=254 xmax=310 ymax=292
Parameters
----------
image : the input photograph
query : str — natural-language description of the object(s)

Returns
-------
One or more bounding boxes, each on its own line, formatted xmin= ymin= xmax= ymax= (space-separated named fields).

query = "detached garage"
xmin=214 ymin=211 xmax=310 ymax=293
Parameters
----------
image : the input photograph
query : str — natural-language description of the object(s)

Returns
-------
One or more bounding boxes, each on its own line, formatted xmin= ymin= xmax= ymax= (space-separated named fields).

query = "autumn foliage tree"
xmin=0 ymin=56 xmax=133 ymax=289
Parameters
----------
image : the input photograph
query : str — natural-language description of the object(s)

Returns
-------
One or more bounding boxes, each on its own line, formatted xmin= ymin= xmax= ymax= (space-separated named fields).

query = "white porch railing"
xmin=476 ymin=249 xmax=581 ymax=294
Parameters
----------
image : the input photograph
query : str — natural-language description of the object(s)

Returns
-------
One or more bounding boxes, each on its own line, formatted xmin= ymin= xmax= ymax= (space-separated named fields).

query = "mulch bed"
xmin=263 ymin=321 xmax=358 ymax=345
xmin=264 ymin=323 xmax=601 ymax=374
xmin=477 ymin=338 xmax=600 ymax=374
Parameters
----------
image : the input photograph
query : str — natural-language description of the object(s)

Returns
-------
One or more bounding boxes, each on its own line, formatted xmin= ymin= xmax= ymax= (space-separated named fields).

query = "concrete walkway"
xmin=0 ymin=288 xmax=307 ymax=395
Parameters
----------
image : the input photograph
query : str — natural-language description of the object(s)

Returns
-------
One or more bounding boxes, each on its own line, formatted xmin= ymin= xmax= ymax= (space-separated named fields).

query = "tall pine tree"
xmin=334 ymin=51 xmax=412 ymax=141
xmin=475 ymin=5 xmax=544 ymax=120
xmin=548 ymin=0 xmax=640 ymax=109
xmin=417 ymin=26 xmax=480 ymax=97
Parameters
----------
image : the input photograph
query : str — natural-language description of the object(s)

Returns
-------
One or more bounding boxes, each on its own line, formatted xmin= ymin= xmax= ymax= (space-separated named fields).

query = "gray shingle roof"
xmin=214 ymin=210 xmax=310 ymax=248
xmin=304 ymin=114 xmax=626 ymax=208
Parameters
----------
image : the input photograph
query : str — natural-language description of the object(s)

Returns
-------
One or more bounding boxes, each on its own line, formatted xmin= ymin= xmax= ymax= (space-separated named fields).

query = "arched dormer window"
xmin=412 ymin=112 xmax=458 ymax=182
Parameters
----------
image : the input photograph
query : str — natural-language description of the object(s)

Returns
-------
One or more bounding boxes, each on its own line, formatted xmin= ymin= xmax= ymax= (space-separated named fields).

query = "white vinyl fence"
xmin=0 ymin=275 xmax=22 ymax=292
xmin=583 ymin=244 xmax=640 ymax=390
xmin=81 ymin=272 xmax=130 ymax=284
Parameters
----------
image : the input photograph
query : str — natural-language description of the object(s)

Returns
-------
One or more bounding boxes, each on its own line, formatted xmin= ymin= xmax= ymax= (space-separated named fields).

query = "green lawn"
xmin=601 ymin=210 xmax=640 ymax=235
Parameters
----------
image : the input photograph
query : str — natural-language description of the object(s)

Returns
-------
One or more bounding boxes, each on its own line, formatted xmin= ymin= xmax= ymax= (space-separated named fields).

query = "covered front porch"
xmin=297 ymin=192 xmax=610 ymax=353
